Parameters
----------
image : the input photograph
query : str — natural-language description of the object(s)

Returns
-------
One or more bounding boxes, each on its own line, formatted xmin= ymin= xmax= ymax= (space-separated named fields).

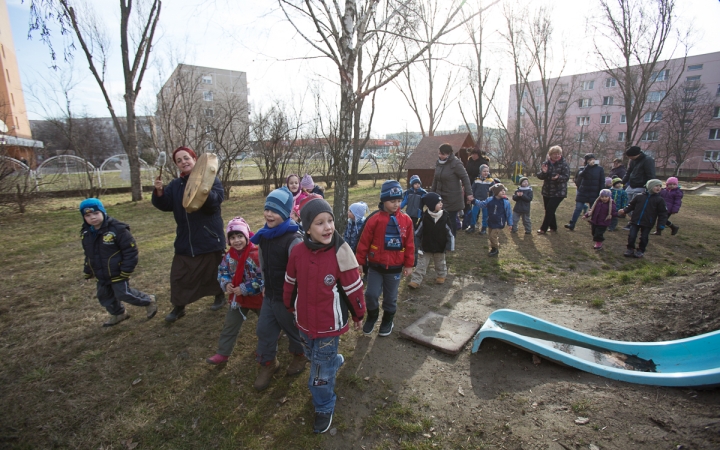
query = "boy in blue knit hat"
xmin=79 ymin=198 xmax=156 ymax=327
xmin=400 ymin=175 xmax=427 ymax=229
xmin=250 ymin=187 xmax=307 ymax=391
xmin=355 ymin=180 xmax=415 ymax=337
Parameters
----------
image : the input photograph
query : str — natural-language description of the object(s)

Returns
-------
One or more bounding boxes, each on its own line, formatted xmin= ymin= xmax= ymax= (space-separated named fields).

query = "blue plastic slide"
xmin=471 ymin=309 xmax=720 ymax=387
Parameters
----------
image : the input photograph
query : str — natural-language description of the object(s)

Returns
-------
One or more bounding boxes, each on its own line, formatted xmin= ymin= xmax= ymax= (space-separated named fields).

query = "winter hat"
xmin=79 ymin=198 xmax=106 ymax=218
xmin=605 ymin=177 xmax=613 ymax=185
xmin=409 ymin=175 xmax=421 ymax=187
xmin=479 ymin=164 xmax=489 ymax=174
xmin=666 ymin=176 xmax=679 ymax=185
xmin=422 ymin=192 xmax=442 ymax=211
xmin=300 ymin=174 xmax=314 ymax=189
xmin=172 ymin=146 xmax=197 ymax=162
xmin=265 ymin=186 xmax=295 ymax=221
xmin=612 ymin=177 xmax=623 ymax=187
xmin=226 ymin=217 xmax=251 ymax=240
xmin=300 ymin=196 xmax=334 ymax=228
xmin=645 ymin=179 xmax=663 ymax=191
xmin=380 ymin=180 xmax=403 ymax=201
xmin=349 ymin=202 xmax=368 ymax=219
xmin=625 ymin=146 xmax=642 ymax=157
xmin=518 ymin=176 xmax=529 ymax=186
xmin=584 ymin=153 xmax=596 ymax=163
xmin=599 ymin=189 xmax=612 ymax=198
xmin=491 ymin=184 xmax=507 ymax=197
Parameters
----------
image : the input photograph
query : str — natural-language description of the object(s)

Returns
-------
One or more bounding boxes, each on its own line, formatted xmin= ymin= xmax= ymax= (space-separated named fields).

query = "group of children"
xmin=78 ymin=168 xmax=684 ymax=434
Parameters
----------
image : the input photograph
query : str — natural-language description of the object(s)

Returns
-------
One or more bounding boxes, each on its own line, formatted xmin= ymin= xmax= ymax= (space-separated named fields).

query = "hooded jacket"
xmin=430 ymin=154 xmax=473 ymax=212
xmin=536 ymin=157 xmax=571 ymax=198
xmin=659 ymin=187 xmax=683 ymax=214
xmin=81 ymin=216 xmax=139 ymax=283
xmin=587 ymin=199 xmax=618 ymax=227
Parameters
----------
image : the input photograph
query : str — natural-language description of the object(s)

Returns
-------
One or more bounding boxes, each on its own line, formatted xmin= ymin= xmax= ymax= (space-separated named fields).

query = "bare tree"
xmin=250 ymin=103 xmax=300 ymax=196
xmin=277 ymin=0 xmax=499 ymax=232
xmin=388 ymin=128 xmax=415 ymax=181
xmin=210 ymin=88 xmax=252 ymax=198
xmin=29 ymin=0 xmax=161 ymax=201
xmin=593 ymin=0 xmax=689 ymax=148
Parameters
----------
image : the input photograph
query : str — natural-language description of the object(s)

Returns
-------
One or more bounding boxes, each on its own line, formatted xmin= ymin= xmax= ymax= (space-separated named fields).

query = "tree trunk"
xmin=124 ymin=94 xmax=142 ymax=201
xmin=334 ymin=78 xmax=355 ymax=234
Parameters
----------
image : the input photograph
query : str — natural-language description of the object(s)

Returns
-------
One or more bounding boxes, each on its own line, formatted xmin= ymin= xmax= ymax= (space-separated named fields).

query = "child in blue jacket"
xmin=400 ymin=175 xmax=427 ymax=229
xmin=471 ymin=184 xmax=513 ymax=257
xmin=468 ymin=164 xmax=500 ymax=234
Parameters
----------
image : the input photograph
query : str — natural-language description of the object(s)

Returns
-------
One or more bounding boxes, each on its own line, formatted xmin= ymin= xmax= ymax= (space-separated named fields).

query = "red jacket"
xmin=284 ymin=240 xmax=366 ymax=339
xmin=355 ymin=208 xmax=415 ymax=272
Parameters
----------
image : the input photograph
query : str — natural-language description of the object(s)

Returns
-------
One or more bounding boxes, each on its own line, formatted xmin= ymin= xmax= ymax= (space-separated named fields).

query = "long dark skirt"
xmin=170 ymin=251 xmax=224 ymax=306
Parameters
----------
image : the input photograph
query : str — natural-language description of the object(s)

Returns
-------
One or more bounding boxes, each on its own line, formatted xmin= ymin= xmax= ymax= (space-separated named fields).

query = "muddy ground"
xmin=325 ymin=269 xmax=720 ymax=450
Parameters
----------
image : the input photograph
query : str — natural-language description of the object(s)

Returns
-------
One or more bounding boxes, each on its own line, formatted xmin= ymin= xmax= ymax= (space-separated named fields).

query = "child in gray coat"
xmin=511 ymin=177 xmax=533 ymax=234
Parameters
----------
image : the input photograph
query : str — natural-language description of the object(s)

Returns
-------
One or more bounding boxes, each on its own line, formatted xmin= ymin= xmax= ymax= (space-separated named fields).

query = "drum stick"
xmin=157 ymin=151 xmax=166 ymax=180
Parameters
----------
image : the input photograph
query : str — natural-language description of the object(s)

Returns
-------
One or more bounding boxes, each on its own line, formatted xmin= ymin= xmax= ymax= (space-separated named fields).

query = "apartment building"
xmin=508 ymin=51 xmax=720 ymax=175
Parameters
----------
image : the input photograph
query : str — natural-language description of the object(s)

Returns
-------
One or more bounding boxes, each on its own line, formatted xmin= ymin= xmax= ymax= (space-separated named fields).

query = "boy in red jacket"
xmin=284 ymin=197 xmax=365 ymax=434
xmin=355 ymin=180 xmax=415 ymax=337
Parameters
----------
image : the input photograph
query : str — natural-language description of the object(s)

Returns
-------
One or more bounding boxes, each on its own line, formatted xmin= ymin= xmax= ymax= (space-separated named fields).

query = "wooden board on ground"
xmin=399 ymin=311 xmax=482 ymax=355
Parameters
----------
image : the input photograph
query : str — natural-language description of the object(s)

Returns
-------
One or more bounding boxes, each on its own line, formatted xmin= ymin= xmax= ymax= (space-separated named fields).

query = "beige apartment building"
xmin=508 ymin=51 xmax=720 ymax=176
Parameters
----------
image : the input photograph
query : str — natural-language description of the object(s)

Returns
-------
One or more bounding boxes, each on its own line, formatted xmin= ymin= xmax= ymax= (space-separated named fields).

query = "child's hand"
xmin=353 ymin=320 xmax=362 ymax=331
xmin=402 ymin=267 xmax=414 ymax=277
xmin=606 ymin=214 xmax=612 ymax=221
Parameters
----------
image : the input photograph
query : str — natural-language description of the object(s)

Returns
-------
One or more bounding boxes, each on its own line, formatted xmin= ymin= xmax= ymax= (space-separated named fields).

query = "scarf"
xmin=428 ymin=209 xmax=443 ymax=223
xmin=303 ymin=230 xmax=345 ymax=251
xmin=228 ymin=236 xmax=255 ymax=303
xmin=250 ymin=219 xmax=299 ymax=244
xmin=437 ymin=158 xmax=448 ymax=165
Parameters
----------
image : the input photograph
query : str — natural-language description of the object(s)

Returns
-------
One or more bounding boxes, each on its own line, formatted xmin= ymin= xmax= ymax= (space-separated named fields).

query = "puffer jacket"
xmin=536 ymin=157 xmax=571 ymax=198
xmin=152 ymin=174 xmax=225 ymax=256
xmin=623 ymin=191 xmax=668 ymax=229
xmin=587 ymin=199 xmax=617 ymax=227
xmin=512 ymin=187 xmax=533 ymax=214
xmin=430 ymin=154 xmax=473 ymax=212
xmin=81 ymin=216 xmax=138 ymax=283
xmin=622 ymin=153 xmax=656 ymax=189
xmin=355 ymin=207 xmax=415 ymax=273
xmin=575 ymin=164 xmax=605 ymax=204
xmin=659 ymin=187 xmax=683 ymax=214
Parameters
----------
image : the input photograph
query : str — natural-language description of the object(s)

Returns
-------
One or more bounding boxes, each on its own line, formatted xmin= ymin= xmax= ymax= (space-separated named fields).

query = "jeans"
xmin=96 ymin=279 xmax=152 ymax=315
xmin=609 ymin=217 xmax=619 ymax=231
xmin=255 ymin=296 xmax=304 ymax=364
xmin=591 ymin=224 xmax=607 ymax=242
xmin=365 ymin=268 xmax=402 ymax=313
xmin=512 ymin=212 xmax=532 ymax=232
xmin=299 ymin=331 xmax=341 ymax=413
xmin=569 ymin=201 xmax=588 ymax=227
xmin=411 ymin=252 xmax=447 ymax=284
xmin=626 ymin=186 xmax=645 ymax=204
xmin=540 ymin=196 xmax=564 ymax=231
xmin=217 ymin=307 xmax=260 ymax=356
xmin=627 ymin=224 xmax=651 ymax=252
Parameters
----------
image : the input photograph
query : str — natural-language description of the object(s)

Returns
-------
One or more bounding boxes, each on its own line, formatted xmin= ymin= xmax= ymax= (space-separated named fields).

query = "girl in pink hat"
xmin=655 ymin=177 xmax=682 ymax=235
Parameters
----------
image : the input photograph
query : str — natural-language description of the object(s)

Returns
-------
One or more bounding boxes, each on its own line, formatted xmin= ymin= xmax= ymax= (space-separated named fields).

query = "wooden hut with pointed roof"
xmin=404 ymin=133 xmax=475 ymax=188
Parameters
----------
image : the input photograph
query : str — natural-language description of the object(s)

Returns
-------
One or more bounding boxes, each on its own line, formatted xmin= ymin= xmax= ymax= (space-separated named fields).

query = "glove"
xmin=84 ymin=272 xmax=93 ymax=280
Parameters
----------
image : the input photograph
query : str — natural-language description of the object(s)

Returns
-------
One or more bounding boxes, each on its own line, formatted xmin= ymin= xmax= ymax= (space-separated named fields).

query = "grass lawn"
xmin=0 ymin=181 xmax=718 ymax=448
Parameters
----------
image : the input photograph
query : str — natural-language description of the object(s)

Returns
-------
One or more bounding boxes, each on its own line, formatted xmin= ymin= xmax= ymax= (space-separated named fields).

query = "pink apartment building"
xmin=508 ymin=51 xmax=720 ymax=176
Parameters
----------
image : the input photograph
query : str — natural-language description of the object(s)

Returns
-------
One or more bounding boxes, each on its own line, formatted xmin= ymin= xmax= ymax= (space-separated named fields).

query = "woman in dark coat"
xmin=565 ymin=153 xmax=605 ymax=230
xmin=152 ymin=146 xmax=226 ymax=322
xmin=430 ymin=143 xmax=474 ymax=236
xmin=536 ymin=145 xmax=571 ymax=234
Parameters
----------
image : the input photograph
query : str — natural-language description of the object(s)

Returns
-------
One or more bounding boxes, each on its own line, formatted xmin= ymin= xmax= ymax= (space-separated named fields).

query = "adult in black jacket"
xmin=565 ymin=153 xmax=605 ymax=230
xmin=621 ymin=146 xmax=655 ymax=203
xmin=609 ymin=158 xmax=626 ymax=180
xmin=536 ymin=145 xmax=571 ymax=234
xmin=465 ymin=149 xmax=490 ymax=182
xmin=152 ymin=146 xmax=226 ymax=322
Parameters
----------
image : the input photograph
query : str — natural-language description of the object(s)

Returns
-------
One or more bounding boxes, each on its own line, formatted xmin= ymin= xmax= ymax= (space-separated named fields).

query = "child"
xmin=250 ymin=187 xmax=307 ymax=391
xmin=605 ymin=177 xmax=613 ymax=189
xmin=79 ymin=198 xmax=156 ymax=327
xmin=344 ymin=201 xmax=368 ymax=252
xmin=618 ymin=179 xmax=668 ymax=258
xmin=511 ymin=177 xmax=533 ymax=234
xmin=206 ymin=217 xmax=264 ymax=365
xmin=468 ymin=164 xmax=499 ymax=234
xmin=583 ymin=189 xmax=617 ymax=250
xmin=301 ymin=174 xmax=325 ymax=198
xmin=471 ymin=184 xmax=513 ymax=257
xmin=655 ymin=177 xmax=682 ymax=235
xmin=408 ymin=193 xmax=454 ymax=288
xmin=355 ymin=180 xmax=415 ymax=336
xmin=400 ymin=175 xmax=427 ymax=229
xmin=609 ymin=178 xmax=628 ymax=231
xmin=284 ymin=197 xmax=366 ymax=434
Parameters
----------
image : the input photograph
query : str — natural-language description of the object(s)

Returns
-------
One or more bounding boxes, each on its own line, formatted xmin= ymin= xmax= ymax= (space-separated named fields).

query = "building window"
xmin=575 ymin=132 xmax=586 ymax=143
xmin=641 ymin=131 xmax=659 ymax=141
xmin=684 ymin=83 xmax=700 ymax=93
xmin=618 ymin=132 xmax=626 ymax=142
xmin=557 ymin=99 xmax=567 ymax=105
xmin=598 ymin=132 xmax=608 ymax=142
xmin=716 ymin=84 xmax=720 ymax=96
xmin=600 ymin=115 xmax=611 ymax=124
xmin=5 ymin=69 xmax=9 ymax=83
xmin=603 ymin=96 xmax=614 ymax=106
xmin=579 ymin=98 xmax=592 ymax=108
xmin=535 ymin=87 xmax=543 ymax=96
xmin=686 ymin=75 xmax=701 ymax=82
xmin=688 ymin=64 xmax=703 ymax=71
xmin=713 ymin=106 xmax=720 ymax=119
xmin=710 ymin=129 xmax=720 ymax=140
xmin=582 ymin=80 xmax=594 ymax=91
xmin=647 ymin=90 xmax=665 ymax=102
xmin=576 ymin=116 xmax=590 ymax=126
xmin=559 ymin=83 xmax=569 ymax=93
xmin=0 ymin=44 xmax=4 ymax=59
xmin=644 ymin=111 xmax=662 ymax=122
xmin=651 ymin=69 xmax=669 ymax=82
xmin=205 ymin=108 xmax=214 ymax=118
xmin=10 ymin=93 xmax=14 ymax=106
xmin=205 ymin=125 xmax=214 ymax=134
xmin=202 ymin=75 xmax=213 ymax=84
xmin=206 ymin=142 xmax=215 ymax=150
xmin=605 ymin=78 xmax=616 ymax=88
xmin=620 ymin=114 xmax=626 ymax=124
xmin=519 ymin=106 xmax=525 ymax=116
xmin=705 ymin=150 xmax=720 ymax=161
xmin=203 ymin=91 xmax=213 ymax=101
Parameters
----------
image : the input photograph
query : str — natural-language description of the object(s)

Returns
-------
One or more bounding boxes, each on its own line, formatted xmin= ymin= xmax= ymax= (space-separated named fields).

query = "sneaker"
xmin=378 ymin=312 xmax=395 ymax=337
xmin=146 ymin=295 xmax=157 ymax=319
xmin=465 ymin=226 xmax=476 ymax=233
xmin=363 ymin=310 xmax=379 ymax=335
xmin=253 ymin=358 xmax=281 ymax=391
xmin=564 ymin=224 xmax=574 ymax=231
xmin=488 ymin=247 xmax=499 ymax=257
xmin=103 ymin=311 xmax=130 ymax=327
xmin=624 ymin=249 xmax=635 ymax=257
xmin=408 ymin=281 xmax=420 ymax=289
xmin=286 ymin=353 xmax=307 ymax=376
xmin=537 ymin=229 xmax=547 ymax=235
xmin=164 ymin=306 xmax=186 ymax=322
xmin=651 ymin=230 xmax=661 ymax=236
xmin=206 ymin=354 xmax=229 ymax=365
xmin=313 ymin=411 xmax=333 ymax=434
xmin=525 ymin=231 xmax=532 ymax=235
xmin=479 ymin=227 xmax=487 ymax=235
xmin=210 ymin=294 xmax=225 ymax=311
xmin=622 ymin=225 xmax=631 ymax=231
xmin=670 ymin=224 xmax=679 ymax=236
xmin=435 ymin=277 xmax=445 ymax=284
xmin=634 ymin=250 xmax=644 ymax=258
xmin=337 ymin=354 xmax=345 ymax=369
xmin=593 ymin=241 xmax=602 ymax=250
